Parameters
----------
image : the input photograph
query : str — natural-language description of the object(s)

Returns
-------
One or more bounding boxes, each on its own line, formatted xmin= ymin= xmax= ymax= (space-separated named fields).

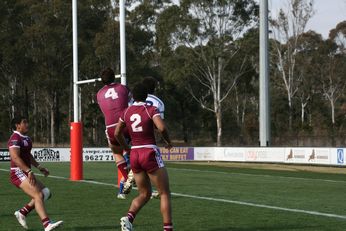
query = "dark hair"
xmin=11 ymin=116 xmax=27 ymax=130
xmin=132 ymin=82 xmax=148 ymax=102
xmin=100 ymin=68 xmax=115 ymax=85
xmin=142 ymin=76 xmax=158 ymax=94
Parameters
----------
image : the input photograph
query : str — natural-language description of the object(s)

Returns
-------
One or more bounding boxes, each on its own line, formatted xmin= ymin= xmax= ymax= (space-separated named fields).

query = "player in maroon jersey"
xmin=97 ymin=67 xmax=133 ymax=198
xmin=115 ymin=83 xmax=173 ymax=231
xmin=8 ymin=116 xmax=63 ymax=231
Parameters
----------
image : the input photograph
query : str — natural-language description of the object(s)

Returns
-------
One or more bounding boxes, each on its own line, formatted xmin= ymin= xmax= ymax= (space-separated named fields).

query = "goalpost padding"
xmin=118 ymin=169 xmax=123 ymax=187
xmin=70 ymin=122 xmax=83 ymax=181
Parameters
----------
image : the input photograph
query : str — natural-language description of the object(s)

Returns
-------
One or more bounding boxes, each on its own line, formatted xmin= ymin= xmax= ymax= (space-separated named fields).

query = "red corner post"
xmin=70 ymin=122 xmax=83 ymax=181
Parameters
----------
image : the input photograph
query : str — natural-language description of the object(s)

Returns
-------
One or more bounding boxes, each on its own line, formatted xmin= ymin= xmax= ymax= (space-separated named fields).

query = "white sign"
xmin=244 ymin=148 xmax=285 ymax=162
xmin=28 ymin=147 xmax=346 ymax=167
xmin=284 ymin=148 xmax=331 ymax=164
xmin=83 ymin=148 xmax=115 ymax=162
xmin=223 ymin=148 xmax=245 ymax=161
xmin=194 ymin=147 xmax=215 ymax=161
xmin=32 ymin=148 xmax=70 ymax=162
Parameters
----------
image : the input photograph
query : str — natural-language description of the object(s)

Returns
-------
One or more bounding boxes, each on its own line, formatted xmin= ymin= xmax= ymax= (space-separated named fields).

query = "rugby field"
xmin=1 ymin=162 xmax=346 ymax=231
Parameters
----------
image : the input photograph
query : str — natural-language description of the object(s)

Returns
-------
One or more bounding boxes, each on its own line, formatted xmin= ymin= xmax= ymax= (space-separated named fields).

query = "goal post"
xmin=70 ymin=0 xmax=127 ymax=181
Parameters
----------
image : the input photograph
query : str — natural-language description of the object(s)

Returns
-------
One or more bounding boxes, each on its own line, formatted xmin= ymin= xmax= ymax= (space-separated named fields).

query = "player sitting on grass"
xmin=8 ymin=116 xmax=63 ymax=231
xmin=97 ymin=67 xmax=134 ymax=199
xmin=115 ymin=83 xmax=173 ymax=231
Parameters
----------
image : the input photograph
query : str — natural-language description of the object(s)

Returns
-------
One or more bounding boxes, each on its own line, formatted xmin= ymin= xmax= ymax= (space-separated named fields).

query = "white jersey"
xmin=146 ymin=94 xmax=165 ymax=119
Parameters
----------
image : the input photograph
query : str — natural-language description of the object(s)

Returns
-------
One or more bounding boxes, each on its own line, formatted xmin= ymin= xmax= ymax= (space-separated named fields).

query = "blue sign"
xmin=337 ymin=149 xmax=344 ymax=164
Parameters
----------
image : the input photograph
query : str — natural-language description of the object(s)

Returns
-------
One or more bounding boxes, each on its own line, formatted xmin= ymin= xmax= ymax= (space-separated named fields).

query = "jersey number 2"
xmin=130 ymin=114 xmax=143 ymax=132
xmin=105 ymin=88 xmax=118 ymax=100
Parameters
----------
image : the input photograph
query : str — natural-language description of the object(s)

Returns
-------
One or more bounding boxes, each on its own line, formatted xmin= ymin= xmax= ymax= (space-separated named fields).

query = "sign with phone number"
xmin=83 ymin=148 xmax=114 ymax=162
xmin=84 ymin=154 xmax=114 ymax=161
xmin=83 ymin=147 xmax=195 ymax=162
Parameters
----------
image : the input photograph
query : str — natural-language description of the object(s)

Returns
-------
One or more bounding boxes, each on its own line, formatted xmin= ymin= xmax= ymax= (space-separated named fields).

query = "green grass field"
xmin=1 ymin=162 xmax=346 ymax=231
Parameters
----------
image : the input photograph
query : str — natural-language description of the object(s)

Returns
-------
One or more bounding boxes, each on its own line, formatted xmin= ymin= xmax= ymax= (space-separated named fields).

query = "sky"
xmin=171 ymin=0 xmax=345 ymax=39
xmin=269 ymin=0 xmax=346 ymax=39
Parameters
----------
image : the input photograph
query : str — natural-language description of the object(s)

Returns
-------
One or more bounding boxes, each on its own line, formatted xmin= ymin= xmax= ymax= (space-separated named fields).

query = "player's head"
xmin=132 ymin=82 xmax=148 ymax=102
xmin=11 ymin=116 xmax=29 ymax=134
xmin=100 ymin=68 xmax=115 ymax=85
xmin=142 ymin=76 xmax=158 ymax=94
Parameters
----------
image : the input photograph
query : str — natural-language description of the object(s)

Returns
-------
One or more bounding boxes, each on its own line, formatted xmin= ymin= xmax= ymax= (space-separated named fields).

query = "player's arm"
xmin=29 ymin=155 xmax=50 ymax=177
xmin=114 ymin=120 xmax=131 ymax=151
xmin=9 ymin=147 xmax=36 ymax=185
xmin=152 ymin=115 xmax=172 ymax=149
xmin=9 ymin=147 xmax=31 ymax=173
xmin=127 ymin=86 xmax=134 ymax=106
xmin=160 ymin=102 xmax=165 ymax=119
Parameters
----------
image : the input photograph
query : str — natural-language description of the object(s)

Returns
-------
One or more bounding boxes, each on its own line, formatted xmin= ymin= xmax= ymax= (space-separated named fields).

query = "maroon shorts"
xmin=130 ymin=147 xmax=165 ymax=173
xmin=10 ymin=168 xmax=28 ymax=188
xmin=105 ymin=125 xmax=130 ymax=146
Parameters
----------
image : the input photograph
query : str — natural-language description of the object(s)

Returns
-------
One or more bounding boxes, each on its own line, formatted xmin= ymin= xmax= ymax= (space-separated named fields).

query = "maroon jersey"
xmin=97 ymin=83 xmax=130 ymax=127
xmin=8 ymin=131 xmax=32 ymax=168
xmin=120 ymin=102 xmax=161 ymax=147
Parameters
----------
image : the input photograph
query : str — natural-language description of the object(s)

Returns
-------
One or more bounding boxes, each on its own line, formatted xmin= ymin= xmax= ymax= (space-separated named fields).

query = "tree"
xmin=270 ymin=0 xmax=314 ymax=130
xmin=329 ymin=21 xmax=346 ymax=53
xmin=294 ymin=31 xmax=323 ymax=126
xmin=0 ymin=0 xmax=31 ymax=123
xmin=157 ymin=0 xmax=258 ymax=146
xmin=22 ymin=0 xmax=72 ymax=146
xmin=318 ymin=41 xmax=346 ymax=126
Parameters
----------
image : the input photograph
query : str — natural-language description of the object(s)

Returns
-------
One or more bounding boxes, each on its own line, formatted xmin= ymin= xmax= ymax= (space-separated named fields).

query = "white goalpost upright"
xmin=70 ymin=0 xmax=127 ymax=181
xmin=119 ymin=0 xmax=127 ymax=86
xmin=259 ymin=0 xmax=270 ymax=147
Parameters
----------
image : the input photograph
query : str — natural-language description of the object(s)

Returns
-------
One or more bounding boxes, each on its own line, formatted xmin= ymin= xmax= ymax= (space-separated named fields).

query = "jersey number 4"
xmin=105 ymin=88 xmax=118 ymax=100
xmin=130 ymin=114 xmax=143 ymax=132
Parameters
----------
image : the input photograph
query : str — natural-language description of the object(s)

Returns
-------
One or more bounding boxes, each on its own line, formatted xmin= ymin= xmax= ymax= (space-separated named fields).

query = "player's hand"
xmin=28 ymin=172 xmax=36 ymax=186
xmin=123 ymin=152 xmax=130 ymax=165
xmin=39 ymin=167 xmax=50 ymax=177
xmin=124 ymin=145 xmax=131 ymax=153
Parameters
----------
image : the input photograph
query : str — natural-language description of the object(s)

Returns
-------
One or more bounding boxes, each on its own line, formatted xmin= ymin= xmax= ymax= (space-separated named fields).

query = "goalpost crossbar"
xmin=76 ymin=75 xmax=121 ymax=85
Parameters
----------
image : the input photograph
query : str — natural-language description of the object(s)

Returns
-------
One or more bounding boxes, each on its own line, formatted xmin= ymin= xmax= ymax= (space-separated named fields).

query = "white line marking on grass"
xmin=1 ymin=168 xmax=346 ymax=220
xmin=170 ymin=192 xmax=346 ymax=220
xmin=167 ymin=167 xmax=346 ymax=184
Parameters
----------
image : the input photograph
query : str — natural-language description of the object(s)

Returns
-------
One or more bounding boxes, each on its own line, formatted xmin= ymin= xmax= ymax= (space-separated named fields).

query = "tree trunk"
xmin=301 ymin=102 xmax=305 ymax=125
xmin=46 ymin=106 xmax=50 ymax=145
xmin=69 ymin=73 xmax=73 ymax=122
xmin=216 ymin=57 xmax=222 ymax=146
xmin=33 ymin=91 xmax=37 ymax=141
xmin=40 ymin=113 xmax=43 ymax=143
xmin=181 ymin=103 xmax=188 ymax=143
xmin=235 ymin=87 xmax=240 ymax=125
xmin=9 ymin=76 xmax=16 ymax=119
xmin=50 ymin=92 xmax=56 ymax=147
xmin=215 ymin=99 xmax=222 ymax=147
xmin=24 ymin=87 xmax=29 ymax=118
xmin=241 ymin=95 xmax=247 ymax=125
xmin=331 ymin=100 xmax=335 ymax=125
xmin=50 ymin=106 xmax=55 ymax=146
xmin=93 ymin=118 xmax=97 ymax=145
xmin=56 ymin=93 xmax=60 ymax=143
xmin=288 ymin=95 xmax=293 ymax=130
